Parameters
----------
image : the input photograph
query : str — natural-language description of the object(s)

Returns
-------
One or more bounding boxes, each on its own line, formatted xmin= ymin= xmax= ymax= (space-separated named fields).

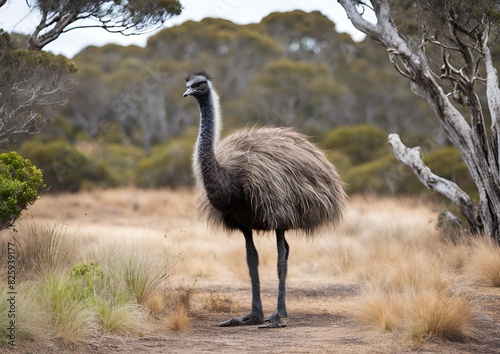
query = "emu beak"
xmin=183 ymin=87 xmax=195 ymax=97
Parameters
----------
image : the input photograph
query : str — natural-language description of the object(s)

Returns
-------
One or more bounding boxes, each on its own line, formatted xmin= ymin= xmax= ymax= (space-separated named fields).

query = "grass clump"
xmin=39 ymin=273 xmax=98 ymax=344
xmin=202 ymin=293 xmax=237 ymax=313
xmin=2 ymin=221 xmax=79 ymax=277
xmin=96 ymin=299 xmax=146 ymax=335
xmin=353 ymin=247 xmax=472 ymax=344
xmin=166 ymin=307 xmax=191 ymax=332
xmin=164 ymin=285 xmax=195 ymax=332
xmin=466 ymin=237 xmax=500 ymax=287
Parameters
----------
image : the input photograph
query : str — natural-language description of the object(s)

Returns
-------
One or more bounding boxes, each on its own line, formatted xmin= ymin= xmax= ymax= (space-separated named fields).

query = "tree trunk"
xmin=338 ymin=0 xmax=500 ymax=242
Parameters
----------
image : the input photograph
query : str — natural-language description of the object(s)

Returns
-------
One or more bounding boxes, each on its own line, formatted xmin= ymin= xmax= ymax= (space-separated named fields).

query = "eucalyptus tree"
xmin=338 ymin=0 xmax=500 ymax=241
xmin=26 ymin=0 xmax=182 ymax=50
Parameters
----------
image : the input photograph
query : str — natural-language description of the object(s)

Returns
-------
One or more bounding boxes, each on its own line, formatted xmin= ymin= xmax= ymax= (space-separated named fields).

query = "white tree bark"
xmin=388 ymin=134 xmax=479 ymax=231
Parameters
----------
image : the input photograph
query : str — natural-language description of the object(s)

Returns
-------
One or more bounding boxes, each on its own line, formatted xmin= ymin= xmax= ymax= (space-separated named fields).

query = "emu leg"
xmin=259 ymin=229 xmax=288 ymax=329
xmin=219 ymin=228 xmax=264 ymax=326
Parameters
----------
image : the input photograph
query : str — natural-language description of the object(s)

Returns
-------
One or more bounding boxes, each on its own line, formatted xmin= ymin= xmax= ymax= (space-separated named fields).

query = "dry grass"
xmin=465 ymin=236 xmax=500 ymax=287
xmin=353 ymin=248 xmax=473 ymax=343
xmin=162 ymin=284 xmax=196 ymax=332
xmin=341 ymin=200 xmax=474 ymax=343
xmin=3 ymin=189 xmax=498 ymax=349
xmin=165 ymin=307 xmax=192 ymax=332
xmin=0 ymin=220 xmax=82 ymax=278
xmin=202 ymin=293 xmax=238 ymax=313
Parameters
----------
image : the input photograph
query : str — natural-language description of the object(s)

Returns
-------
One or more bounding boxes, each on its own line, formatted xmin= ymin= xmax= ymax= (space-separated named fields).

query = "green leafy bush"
xmin=0 ymin=151 xmax=45 ymax=230
xmin=18 ymin=140 xmax=114 ymax=192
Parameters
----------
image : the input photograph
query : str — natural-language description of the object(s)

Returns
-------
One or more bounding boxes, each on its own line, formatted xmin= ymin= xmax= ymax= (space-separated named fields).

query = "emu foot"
xmin=219 ymin=313 xmax=264 ymax=327
xmin=258 ymin=313 xmax=286 ymax=328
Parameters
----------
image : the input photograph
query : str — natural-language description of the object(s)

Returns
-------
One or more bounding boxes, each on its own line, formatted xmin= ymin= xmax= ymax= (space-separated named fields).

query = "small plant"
xmin=202 ymin=293 xmax=236 ymax=313
xmin=70 ymin=262 xmax=104 ymax=300
xmin=0 ymin=151 xmax=44 ymax=230
xmin=165 ymin=307 xmax=191 ymax=332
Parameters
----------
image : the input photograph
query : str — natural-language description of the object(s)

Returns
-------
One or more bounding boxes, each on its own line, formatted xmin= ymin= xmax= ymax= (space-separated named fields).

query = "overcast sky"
xmin=1 ymin=0 xmax=367 ymax=58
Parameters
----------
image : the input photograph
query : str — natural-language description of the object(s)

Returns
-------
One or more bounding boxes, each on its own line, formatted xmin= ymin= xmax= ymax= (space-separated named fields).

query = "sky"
xmin=0 ymin=0 xmax=367 ymax=58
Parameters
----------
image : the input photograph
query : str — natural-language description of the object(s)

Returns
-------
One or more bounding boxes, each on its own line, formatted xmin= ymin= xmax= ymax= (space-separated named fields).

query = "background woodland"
xmin=2 ymin=10 xmax=486 ymax=199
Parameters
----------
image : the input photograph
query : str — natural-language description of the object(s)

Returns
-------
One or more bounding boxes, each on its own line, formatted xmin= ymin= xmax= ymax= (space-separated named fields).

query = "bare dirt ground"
xmin=20 ymin=189 xmax=500 ymax=354
xmin=82 ymin=285 xmax=500 ymax=354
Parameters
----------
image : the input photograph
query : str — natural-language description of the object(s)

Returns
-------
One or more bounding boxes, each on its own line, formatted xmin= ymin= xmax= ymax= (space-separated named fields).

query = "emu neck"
xmin=195 ymin=91 xmax=233 ymax=212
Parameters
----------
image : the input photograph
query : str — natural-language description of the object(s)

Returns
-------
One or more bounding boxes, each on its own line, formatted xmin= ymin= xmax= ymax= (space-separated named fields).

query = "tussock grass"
xmin=0 ymin=213 xmax=178 ymax=348
xmin=166 ymin=307 xmax=191 ymax=332
xmin=96 ymin=300 xmax=146 ymax=335
xmin=4 ymin=189 xmax=500 ymax=349
xmin=353 ymin=248 xmax=472 ymax=343
xmin=171 ymin=285 xmax=195 ymax=315
xmin=39 ymin=273 xmax=99 ymax=344
xmin=0 ymin=282 xmax=47 ymax=347
xmin=163 ymin=285 xmax=195 ymax=332
xmin=0 ymin=220 xmax=81 ymax=278
xmin=202 ymin=293 xmax=237 ymax=313
xmin=466 ymin=237 xmax=500 ymax=287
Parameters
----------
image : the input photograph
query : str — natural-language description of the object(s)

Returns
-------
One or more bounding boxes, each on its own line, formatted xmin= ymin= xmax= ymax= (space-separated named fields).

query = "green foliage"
xmin=18 ymin=140 xmax=114 ymax=192
xmin=71 ymin=262 xmax=104 ymax=300
xmin=323 ymin=124 xmax=389 ymax=165
xmin=0 ymin=151 xmax=45 ymax=230
xmin=29 ymin=0 xmax=182 ymax=49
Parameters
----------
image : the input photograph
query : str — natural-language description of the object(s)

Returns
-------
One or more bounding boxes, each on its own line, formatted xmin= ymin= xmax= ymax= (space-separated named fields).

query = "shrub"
xmin=137 ymin=137 xmax=193 ymax=188
xmin=345 ymin=154 xmax=418 ymax=194
xmin=424 ymin=146 xmax=477 ymax=201
xmin=18 ymin=140 xmax=114 ymax=192
xmin=0 ymin=151 xmax=45 ymax=230
xmin=323 ymin=124 xmax=389 ymax=165
xmin=95 ymin=143 xmax=146 ymax=186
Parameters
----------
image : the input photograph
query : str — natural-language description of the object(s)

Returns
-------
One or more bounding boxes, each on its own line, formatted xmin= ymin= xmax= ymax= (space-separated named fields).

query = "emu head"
xmin=183 ymin=71 xmax=212 ymax=98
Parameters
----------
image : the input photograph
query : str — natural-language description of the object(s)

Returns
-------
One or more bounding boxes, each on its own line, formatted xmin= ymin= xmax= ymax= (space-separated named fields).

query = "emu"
xmin=184 ymin=72 xmax=346 ymax=328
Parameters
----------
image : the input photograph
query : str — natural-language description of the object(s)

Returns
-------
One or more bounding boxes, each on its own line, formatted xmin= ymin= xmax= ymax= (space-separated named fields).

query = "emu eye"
xmin=199 ymin=82 xmax=206 ymax=88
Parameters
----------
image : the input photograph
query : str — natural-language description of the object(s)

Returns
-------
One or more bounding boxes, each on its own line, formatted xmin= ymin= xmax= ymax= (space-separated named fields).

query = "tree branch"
xmin=337 ymin=0 xmax=379 ymax=41
xmin=483 ymin=30 xmax=500 ymax=174
xmin=388 ymin=133 xmax=481 ymax=233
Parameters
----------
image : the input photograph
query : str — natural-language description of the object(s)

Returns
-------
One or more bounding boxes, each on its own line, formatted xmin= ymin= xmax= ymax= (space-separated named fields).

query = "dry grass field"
xmin=1 ymin=188 xmax=499 ymax=353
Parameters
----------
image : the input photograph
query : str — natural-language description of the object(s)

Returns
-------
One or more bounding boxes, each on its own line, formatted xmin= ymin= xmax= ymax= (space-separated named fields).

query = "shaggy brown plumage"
xmin=197 ymin=127 xmax=346 ymax=233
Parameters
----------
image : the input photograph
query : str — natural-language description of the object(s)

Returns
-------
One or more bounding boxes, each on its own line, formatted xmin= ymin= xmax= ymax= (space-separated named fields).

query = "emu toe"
xmin=219 ymin=313 xmax=264 ymax=327
xmin=258 ymin=313 xmax=286 ymax=329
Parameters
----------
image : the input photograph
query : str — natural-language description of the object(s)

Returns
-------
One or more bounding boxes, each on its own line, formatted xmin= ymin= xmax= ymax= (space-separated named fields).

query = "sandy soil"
xmin=18 ymin=189 xmax=500 ymax=353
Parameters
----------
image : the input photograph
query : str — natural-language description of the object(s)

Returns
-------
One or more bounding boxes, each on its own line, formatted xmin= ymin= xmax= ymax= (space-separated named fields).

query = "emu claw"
xmin=258 ymin=313 xmax=286 ymax=328
xmin=219 ymin=313 xmax=264 ymax=327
